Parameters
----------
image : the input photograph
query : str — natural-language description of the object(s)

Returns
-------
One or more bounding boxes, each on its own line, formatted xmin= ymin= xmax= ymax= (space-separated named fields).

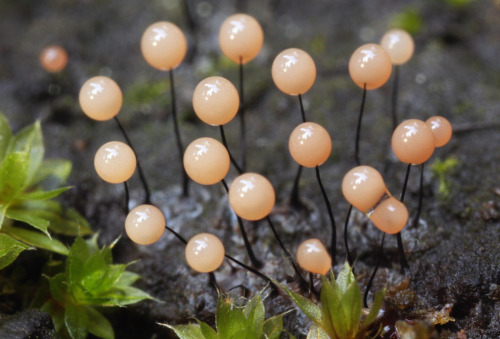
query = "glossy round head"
xmin=426 ymin=116 xmax=452 ymax=148
xmin=289 ymin=122 xmax=332 ymax=168
xmin=296 ymin=239 xmax=332 ymax=275
xmin=380 ymin=29 xmax=414 ymax=65
xmin=94 ymin=141 xmax=136 ymax=183
xmin=192 ymin=77 xmax=239 ymax=126
xmin=228 ymin=173 xmax=275 ymax=221
xmin=349 ymin=43 xmax=392 ymax=90
xmin=183 ymin=137 xmax=230 ymax=185
xmin=271 ymin=48 xmax=317 ymax=95
xmin=392 ymin=119 xmax=435 ymax=164
xmin=369 ymin=197 xmax=408 ymax=234
xmin=40 ymin=45 xmax=68 ymax=73
xmin=141 ymin=21 xmax=187 ymax=71
xmin=125 ymin=204 xmax=165 ymax=245
xmin=79 ymin=76 xmax=123 ymax=121
xmin=342 ymin=166 xmax=388 ymax=213
xmin=218 ymin=14 xmax=264 ymax=64
xmin=185 ymin=233 xmax=225 ymax=273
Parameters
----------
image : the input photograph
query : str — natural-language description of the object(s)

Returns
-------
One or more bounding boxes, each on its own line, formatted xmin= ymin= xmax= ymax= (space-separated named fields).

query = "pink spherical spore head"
xmin=380 ymin=29 xmax=415 ymax=65
xmin=228 ymin=173 xmax=275 ymax=221
xmin=183 ymin=137 xmax=230 ymax=185
xmin=296 ymin=239 xmax=332 ymax=275
xmin=391 ymin=119 xmax=435 ymax=165
xmin=369 ymin=197 xmax=408 ymax=234
xmin=185 ymin=233 xmax=225 ymax=273
xmin=349 ymin=43 xmax=392 ymax=90
xmin=271 ymin=48 xmax=317 ymax=95
xmin=192 ymin=77 xmax=239 ymax=126
xmin=125 ymin=204 xmax=165 ymax=245
xmin=218 ymin=14 xmax=264 ymax=64
xmin=288 ymin=122 xmax=332 ymax=168
xmin=94 ymin=141 xmax=136 ymax=184
xmin=79 ymin=76 xmax=123 ymax=121
xmin=341 ymin=166 xmax=388 ymax=213
xmin=141 ymin=21 xmax=187 ymax=71
xmin=40 ymin=45 xmax=68 ymax=73
xmin=426 ymin=116 xmax=453 ymax=148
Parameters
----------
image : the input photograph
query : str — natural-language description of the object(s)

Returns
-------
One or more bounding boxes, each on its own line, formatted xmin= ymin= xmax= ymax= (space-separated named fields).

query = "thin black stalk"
xmin=354 ymin=83 xmax=367 ymax=165
xmin=396 ymin=163 xmax=412 ymax=273
xmin=344 ymin=204 xmax=353 ymax=267
xmin=114 ymin=117 xmax=151 ymax=204
xmin=221 ymin=179 xmax=262 ymax=268
xmin=165 ymin=225 xmax=188 ymax=245
xmin=363 ymin=232 xmax=385 ymax=308
xmin=265 ymin=216 xmax=309 ymax=290
xmin=289 ymin=165 xmax=304 ymax=209
xmin=123 ymin=181 xmax=130 ymax=214
xmin=411 ymin=163 xmax=425 ymax=229
xmin=315 ymin=166 xmax=337 ymax=264
xmin=238 ymin=57 xmax=247 ymax=171
xmin=391 ymin=66 xmax=400 ymax=130
xmin=219 ymin=125 xmax=243 ymax=174
xmin=169 ymin=69 xmax=189 ymax=197
xmin=298 ymin=94 xmax=306 ymax=122
xmin=209 ymin=272 xmax=220 ymax=293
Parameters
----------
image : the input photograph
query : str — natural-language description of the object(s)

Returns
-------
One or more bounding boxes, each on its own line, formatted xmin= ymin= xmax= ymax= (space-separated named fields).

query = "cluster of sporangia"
xmin=72 ymin=14 xmax=453 ymax=287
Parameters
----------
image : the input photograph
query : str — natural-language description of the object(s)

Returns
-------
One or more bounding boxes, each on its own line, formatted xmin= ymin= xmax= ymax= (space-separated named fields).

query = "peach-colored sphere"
xmin=349 ymin=43 xmax=392 ymax=90
xmin=141 ymin=21 xmax=187 ymax=71
xmin=426 ymin=116 xmax=452 ymax=148
xmin=271 ymin=48 xmax=317 ymax=95
xmin=392 ymin=119 xmax=435 ymax=165
xmin=228 ymin=173 xmax=275 ymax=221
xmin=369 ymin=197 xmax=408 ymax=234
xmin=218 ymin=14 xmax=264 ymax=64
xmin=40 ymin=45 xmax=68 ymax=73
xmin=125 ymin=204 xmax=165 ymax=245
xmin=289 ymin=122 xmax=332 ymax=168
xmin=296 ymin=239 xmax=332 ymax=275
xmin=94 ymin=141 xmax=136 ymax=184
xmin=185 ymin=233 xmax=225 ymax=273
xmin=79 ymin=76 xmax=123 ymax=121
xmin=342 ymin=166 xmax=388 ymax=213
xmin=192 ymin=77 xmax=239 ymax=126
xmin=380 ymin=29 xmax=415 ymax=65
xmin=183 ymin=137 xmax=230 ymax=185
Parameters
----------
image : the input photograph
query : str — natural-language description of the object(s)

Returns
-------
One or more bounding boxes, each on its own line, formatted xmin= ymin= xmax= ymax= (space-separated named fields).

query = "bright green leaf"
xmin=320 ymin=276 xmax=345 ymax=339
xmin=336 ymin=262 xmax=355 ymax=295
xmin=0 ymin=112 xmax=12 ymax=161
xmin=6 ymin=208 xmax=50 ymax=237
xmin=67 ymin=237 xmax=90 ymax=282
xmin=362 ymin=289 xmax=385 ymax=329
xmin=262 ymin=314 xmax=283 ymax=339
xmin=0 ymin=233 xmax=31 ymax=269
xmin=0 ymin=204 xmax=7 ymax=228
xmin=0 ymin=152 xmax=30 ymax=203
xmin=3 ymin=226 xmax=69 ymax=255
xmin=86 ymin=306 xmax=115 ymax=339
xmin=30 ymin=159 xmax=72 ymax=187
xmin=306 ymin=324 xmax=331 ymax=339
xmin=160 ymin=323 xmax=204 ymax=339
xmin=277 ymin=281 xmax=323 ymax=329
xmin=115 ymin=271 xmax=141 ymax=287
xmin=216 ymin=296 xmax=247 ymax=339
xmin=15 ymin=207 xmax=92 ymax=236
xmin=18 ymin=187 xmax=71 ymax=201
xmin=48 ymin=273 xmax=68 ymax=303
xmin=341 ymin=277 xmax=362 ymax=336
xmin=65 ymin=301 xmax=89 ymax=339
xmin=195 ymin=319 xmax=219 ymax=339
xmin=243 ymin=294 xmax=265 ymax=338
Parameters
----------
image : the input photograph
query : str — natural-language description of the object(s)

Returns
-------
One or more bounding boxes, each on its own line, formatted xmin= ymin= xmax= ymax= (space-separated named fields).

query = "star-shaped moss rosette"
xmin=0 ymin=112 xmax=91 ymax=269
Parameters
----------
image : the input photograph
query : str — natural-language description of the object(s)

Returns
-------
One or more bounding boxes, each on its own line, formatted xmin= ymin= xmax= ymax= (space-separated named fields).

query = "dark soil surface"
xmin=0 ymin=0 xmax=499 ymax=338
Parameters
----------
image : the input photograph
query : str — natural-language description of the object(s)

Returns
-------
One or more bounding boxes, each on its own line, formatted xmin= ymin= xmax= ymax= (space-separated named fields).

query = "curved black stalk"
xmin=219 ymin=125 xmax=243 ymax=174
xmin=396 ymin=163 xmax=412 ymax=273
xmin=411 ymin=163 xmax=425 ymax=229
xmin=315 ymin=166 xmax=337 ymax=264
xmin=238 ymin=57 xmax=247 ymax=171
xmin=354 ymin=83 xmax=367 ymax=165
xmin=221 ymin=179 xmax=262 ymax=268
xmin=265 ymin=216 xmax=308 ymax=290
xmin=289 ymin=165 xmax=304 ymax=209
xmin=123 ymin=181 xmax=130 ymax=214
xmin=344 ymin=204 xmax=353 ymax=267
xmin=209 ymin=272 xmax=220 ymax=293
xmin=114 ymin=117 xmax=151 ymax=204
xmin=298 ymin=94 xmax=306 ymax=123
xmin=391 ymin=66 xmax=400 ymax=130
xmin=165 ymin=225 xmax=187 ymax=244
xmin=363 ymin=232 xmax=385 ymax=308
xmin=169 ymin=69 xmax=189 ymax=197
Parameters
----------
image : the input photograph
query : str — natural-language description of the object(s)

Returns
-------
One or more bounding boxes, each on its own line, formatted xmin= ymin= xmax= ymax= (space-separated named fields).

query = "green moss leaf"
xmin=0 ymin=112 xmax=12 ymax=161
xmin=0 ymin=152 xmax=30 ymax=203
xmin=65 ymin=301 xmax=88 ymax=339
xmin=320 ymin=276 xmax=345 ymax=339
xmin=262 ymin=314 xmax=283 ymax=339
xmin=6 ymin=208 xmax=50 ymax=236
xmin=161 ymin=323 xmax=204 ymax=339
xmin=362 ymin=289 xmax=385 ymax=329
xmin=341 ymin=276 xmax=362 ymax=336
xmin=86 ymin=306 xmax=114 ymax=339
xmin=0 ymin=233 xmax=31 ymax=269
xmin=216 ymin=296 xmax=247 ymax=339
xmin=3 ymin=226 xmax=69 ymax=255
xmin=306 ymin=324 xmax=331 ymax=339
xmin=277 ymin=280 xmax=323 ymax=329
xmin=243 ymin=293 xmax=265 ymax=338
xmin=18 ymin=187 xmax=71 ymax=201
xmin=30 ymin=159 xmax=72 ymax=187
xmin=195 ymin=319 xmax=219 ymax=339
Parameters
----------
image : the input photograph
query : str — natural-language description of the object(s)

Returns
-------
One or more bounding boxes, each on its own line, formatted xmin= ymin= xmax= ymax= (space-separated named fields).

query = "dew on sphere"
xmin=79 ymin=76 xmax=123 ymax=121
xmin=94 ymin=141 xmax=136 ymax=184
xmin=185 ymin=233 xmax=225 ymax=273
xmin=183 ymin=137 xmax=230 ymax=185
xmin=125 ymin=204 xmax=165 ymax=245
